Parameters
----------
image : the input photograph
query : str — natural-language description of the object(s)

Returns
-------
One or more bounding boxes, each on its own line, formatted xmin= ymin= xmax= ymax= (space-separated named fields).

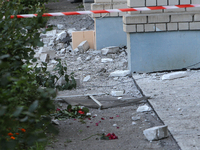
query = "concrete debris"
xmin=110 ymin=91 xmax=124 ymax=97
xmin=143 ymin=125 xmax=168 ymax=141
xmin=45 ymin=30 xmax=57 ymax=37
xmin=83 ymin=75 xmax=91 ymax=82
xmin=52 ymin=119 xmax=59 ymax=125
xmin=57 ymin=76 xmax=66 ymax=85
xmin=67 ymin=28 xmax=76 ymax=36
xmin=131 ymin=116 xmax=141 ymax=121
xmin=77 ymin=57 xmax=82 ymax=63
xmin=75 ymin=77 xmax=81 ymax=87
xmin=110 ymin=70 xmax=130 ymax=77
xmin=57 ymin=24 xmax=65 ymax=30
xmin=60 ymin=48 xmax=66 ymax=54
xmin=101 ymin=58 xmax=113 ymax=63
xmin=40 ymin=53 xmax=49 ymax=63
xmin=161 ymin=71 xmax=188 ymax=80
xmin=101 ymin=46 xmax=119 ymax=55
xmin=56 ymin=31 xmax=67 ymax=41
xmin=137 ymin=104 xmax=152 ymax=112
xmin=77 ymin=40 xmax=90 ymax=53
xmin=93 ymin=56 xmax=100 ymax=62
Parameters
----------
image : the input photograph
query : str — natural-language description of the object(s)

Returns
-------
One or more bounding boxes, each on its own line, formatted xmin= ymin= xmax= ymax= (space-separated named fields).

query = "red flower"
xmin=106 ymin=133 xmax=118 ymax=140
xmin=87 ymin=126 xmax=90 ymax=128
xmin=101 ymin=118 xmax=105 ymax=120
xmin=10 ymin=136 xmax=15 ymax=140
xmin=95 ymin=123 xmax=98 ymax=126
xmin=56 ymin=108 xmax=60 ymax=111
xmin=15 ymin=133 xmax=19 ymax=135
xmin=88 ymin=118 xmax=91 ymax=120
xmin=116 ymin=115 xmax=120 ymax=117
xmin=92 ymin=116 xmax=96 ymax=118
xmin=117 ymin=127 xmax=119 ymax=129
xmin=109 ymin=117 xmax=113 ymax=119
xmin=8 ymin=133 xmax=13 ymax=136
xmin=78 ymin=110 xmax=85 ymax=115
xmin=21 ymin=128 xmax=26 ymax=132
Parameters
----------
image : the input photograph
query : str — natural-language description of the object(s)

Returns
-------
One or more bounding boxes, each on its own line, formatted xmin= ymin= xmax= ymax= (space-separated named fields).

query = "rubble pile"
xmin=33 ymin=27 xmax=142 ymax=98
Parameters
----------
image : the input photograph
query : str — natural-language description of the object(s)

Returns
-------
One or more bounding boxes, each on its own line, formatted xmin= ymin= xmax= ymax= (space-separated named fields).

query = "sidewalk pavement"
xmin=134 ymin=70 xmax=200 ymax=150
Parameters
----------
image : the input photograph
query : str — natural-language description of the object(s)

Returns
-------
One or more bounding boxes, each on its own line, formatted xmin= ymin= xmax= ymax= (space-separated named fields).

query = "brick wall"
xmin=91 ymin=0 xmax=128 ymax=17
xmin=124 ymin=0 xmax=200 ymax=32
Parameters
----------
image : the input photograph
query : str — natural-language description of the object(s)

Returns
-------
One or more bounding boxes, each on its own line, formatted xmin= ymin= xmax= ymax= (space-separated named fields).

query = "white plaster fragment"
xmin=137 ymin=104 xmax=152 ymax=112
xmin=110 ymin=91 xmax=124 ymax=97
xmin=101 ymin=58 xmax=113 ymax=63
xmin=83 ymin=75 xmax=91 ymax=82
xmin=161 ymin=71 xmax=188 ymax=80
xmin=143 ymin=125 xmax=168 ymax=141
xmin=110 ymin=70 xmax=130 ymax=77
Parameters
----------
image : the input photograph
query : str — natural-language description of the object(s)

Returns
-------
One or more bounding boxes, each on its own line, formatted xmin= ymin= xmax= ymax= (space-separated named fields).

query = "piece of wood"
xmin=89 ymin=95 xmax=103 ymax=109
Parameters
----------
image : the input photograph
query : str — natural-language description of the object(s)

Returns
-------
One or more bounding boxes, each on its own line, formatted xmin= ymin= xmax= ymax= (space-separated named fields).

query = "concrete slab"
xmin=134 ymin=70 xmax=200 ymax=150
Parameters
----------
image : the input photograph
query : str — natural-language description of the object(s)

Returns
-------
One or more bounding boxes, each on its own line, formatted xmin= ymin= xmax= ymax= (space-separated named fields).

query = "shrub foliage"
xmin=0 ymin=0 xmax=74 ymax=149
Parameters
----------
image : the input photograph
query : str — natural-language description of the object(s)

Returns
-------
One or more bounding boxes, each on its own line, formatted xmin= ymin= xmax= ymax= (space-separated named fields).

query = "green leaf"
xmin=13 ymin=106 xmax=23 ymax=117
xmin=82 ymin=107 xmax=89 ymax=113
xmin=28 ymin=100 xmax=38 ymax=112
xmin=20 ymin=116 xmax=28 ymax=122
xmin=32 ymin=58 xmax=37 ymax=62
xmin=0 ymin=106 xmax=7 ymax=116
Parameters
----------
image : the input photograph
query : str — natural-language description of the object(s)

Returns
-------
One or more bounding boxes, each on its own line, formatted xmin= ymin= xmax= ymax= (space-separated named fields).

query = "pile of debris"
xmin=33 ymin=27 xmax=142 ymax=99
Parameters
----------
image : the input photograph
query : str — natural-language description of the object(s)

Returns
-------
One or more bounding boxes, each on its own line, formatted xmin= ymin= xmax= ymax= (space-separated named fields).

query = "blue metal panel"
xmin=128 ymin=31 xmax=200 ymax=73
xmin=95 ymin=17 xmax=127 ymax=50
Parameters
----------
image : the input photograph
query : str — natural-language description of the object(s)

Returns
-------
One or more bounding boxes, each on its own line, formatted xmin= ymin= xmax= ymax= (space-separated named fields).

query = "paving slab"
xmin=134 ymin=70 xmax=200 ymax=150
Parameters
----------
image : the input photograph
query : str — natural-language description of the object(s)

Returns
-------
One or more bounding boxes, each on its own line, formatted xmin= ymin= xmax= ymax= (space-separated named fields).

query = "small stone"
xmin=83 ymin=75 xmax=91 ymax=82
xmin=132 ymin=122 xmax=136 ymax=125
xmin=110 ymin=91 xmax=124 ymax=97
xmin=52 ymin=119 xmax=59 ymax=125
xmin=143 ymin=125 xmax=168 ymax=141
xmin=161 ymin=71 xmax=188 ymax=80
xmin=40 ymin=53 xmax=49 ymax=63
xmin=85 ymin=56 xmax=91 ymax=61
xmin=131 ymin=116 xmax=141 ymax=121
xmin=101 ymin=58 xmax=113 ymax=63
xmin=60 ymin=48 xmax=66 ymax=54
xmin=113 ymin=77 xmax=118 ymax=80
xmin=93 ymin=56 xmax=100 ymax=62
xmin=113 ymin=124 xmax=117 ymax=127
xmin=75 ymin=77 xmax=81 ymax=87
xmin=110 ymin=70 xmax=130 ymax=77
xmin=86 ymin=113 xmax=91 ymax=116
xmin=137 ymin=104 xmax=152 ymax=112
xmin=77 ymin=57 xmax=82 ymax=63
xmin=101 ymin=46 xmax=119 ymax=55
xmin=56 ymin=43 xmax=64 ymax=50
